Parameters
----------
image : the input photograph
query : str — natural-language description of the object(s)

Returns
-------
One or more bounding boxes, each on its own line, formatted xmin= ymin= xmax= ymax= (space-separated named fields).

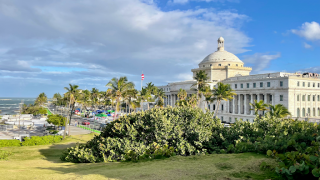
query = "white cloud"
xmin=296 ymin=66 xmax=320 ymax=74
xmin=242 ymin=53 xmax=281 ymax=73
xmin=170 ymin=0 xmax=239 ymax=4
xmin=176 ymin=73 xmax=193 ymax=81
xmin=304 ymin=42 xmax=312 ymax=49
xmin=291 ymin=21 xmax=320 ymax=41
xmin=0 ymin=0 xmax=250 ymax=97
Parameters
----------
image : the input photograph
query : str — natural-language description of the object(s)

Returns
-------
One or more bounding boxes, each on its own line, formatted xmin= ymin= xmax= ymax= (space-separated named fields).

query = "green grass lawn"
xmin=0 ymin=133 xmax=283 ymax=180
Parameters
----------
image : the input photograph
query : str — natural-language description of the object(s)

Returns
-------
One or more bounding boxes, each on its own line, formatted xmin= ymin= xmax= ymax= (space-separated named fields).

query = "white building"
xmin=158 ymin=37 xmax=320 ymax=122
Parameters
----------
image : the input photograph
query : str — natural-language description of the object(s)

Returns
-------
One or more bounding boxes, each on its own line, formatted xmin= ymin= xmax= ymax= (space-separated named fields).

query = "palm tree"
xmin=187 ymin=94 xmax=198 ymax=108
xmin=90 ymin=88 xmax=100 ymax=113
xmin=145 ymin=82 xmax=157 ymax=110
xmin=35 ymin=92 xmax=47 ymax=106
xmin=175 ymin=89 xmax=188 ymax=107
xmin=191 ymin=70 xmax=209 ymax=108
xmin=130 ymin=100 xmax=141 ymax=112
xmin=249 ymin=100 xmax=269 ymax=118
xmin=155 ymin=88 xmax=165 ymax=108
xmin=267 ymin=104 xmax=291 ymax=119
xmin=203 ymin=86 xmax=212 ymax=112
xmin=106 ymin=77 xmax=135 ymax=117
xmin=211 ymin=82 xmax=236 ymax=118
xmin=79 ymin=89 xmax=91 ymax=116
xmin=126 ymin=89 xmax=139 ymax=113
xmin=140 ymin=87 xmax=152 ymax=111
xmin=105 ymin=89 xmax=115 ymax=110
xmin=64 ymin=84 xmax=80 ymax=138
xmin=52 ymin=93 xmax=62 ymax=106
xmin=177 ymin=89 xmax=187 ymax=100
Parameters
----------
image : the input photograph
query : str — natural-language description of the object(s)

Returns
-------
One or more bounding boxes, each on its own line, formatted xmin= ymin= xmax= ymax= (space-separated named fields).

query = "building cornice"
xmin=191 ymin=66 xmax=252 ymax=72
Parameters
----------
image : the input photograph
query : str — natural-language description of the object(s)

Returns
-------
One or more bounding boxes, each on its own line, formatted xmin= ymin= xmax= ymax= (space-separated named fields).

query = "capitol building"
xmin=158 ymin=37 xmax=320 ymax=122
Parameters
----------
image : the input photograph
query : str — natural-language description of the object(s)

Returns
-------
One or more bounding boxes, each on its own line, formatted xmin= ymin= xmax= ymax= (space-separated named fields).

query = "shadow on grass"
xmin=38 ymin=143 xmax=77 ymax=163
xmin=37 ymin=144 xmax=285 ymax=180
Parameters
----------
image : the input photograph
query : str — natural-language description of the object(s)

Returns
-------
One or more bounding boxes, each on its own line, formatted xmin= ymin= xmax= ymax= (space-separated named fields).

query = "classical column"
xmin=264 ymin=93 xmax=268 ymax=115
xmin=244 ymin=94 xmax=247 ymax=115
xmin=238 ymin=95 xmax=241 ymax=114
xmin=264 ymin=93 xmax=268 ymax=104
xmin=272 ymin=93 xmax=274 ymax=106
xmin=173 ymin=94 xmax=175 ymax=107
xmin=226 ymin=100 xmax=228 ymax=113
xmin=232 ymin=95 xmax=235 ymax=114
xmin=250 ymin=94 xmax=254 ymax=115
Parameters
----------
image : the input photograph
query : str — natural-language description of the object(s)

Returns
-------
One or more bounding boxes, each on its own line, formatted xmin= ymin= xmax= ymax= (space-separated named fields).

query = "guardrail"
xmin=77 ymin=125 xmax=101 ymax=134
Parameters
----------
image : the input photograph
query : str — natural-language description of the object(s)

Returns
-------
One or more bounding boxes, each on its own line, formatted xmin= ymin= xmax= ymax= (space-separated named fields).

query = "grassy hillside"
xmin=0 ymin=133 xmax=282 ymax=180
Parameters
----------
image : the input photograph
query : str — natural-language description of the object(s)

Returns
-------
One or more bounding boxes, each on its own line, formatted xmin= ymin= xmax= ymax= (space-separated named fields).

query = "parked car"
xmin=82 ymin=121 xmax=90 ymax=125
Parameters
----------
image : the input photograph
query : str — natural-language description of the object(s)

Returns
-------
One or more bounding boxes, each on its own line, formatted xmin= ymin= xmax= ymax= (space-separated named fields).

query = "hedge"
xmin=22 ymin=135 xmax=63 ymax=146
xmin=0 ymin=139 xmax=21 ymax=147
xmin=0 ymin=135 xmax=63 ymax=147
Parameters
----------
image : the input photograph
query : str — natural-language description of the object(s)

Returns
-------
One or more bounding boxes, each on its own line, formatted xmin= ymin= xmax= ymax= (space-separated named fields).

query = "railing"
xmin=77 ymin=125 xmax=101 ymax=134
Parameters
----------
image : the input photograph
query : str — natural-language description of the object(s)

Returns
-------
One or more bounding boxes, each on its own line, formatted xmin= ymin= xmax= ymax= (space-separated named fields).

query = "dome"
xmin=199 ymin=51 xmax=243 ymax=64
xmin=199 ymin=37 xmax=243 ymax=65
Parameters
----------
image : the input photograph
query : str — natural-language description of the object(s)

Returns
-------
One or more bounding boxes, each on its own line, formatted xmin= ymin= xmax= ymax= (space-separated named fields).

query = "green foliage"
xmin=47 ymin=114 xmax=67 ymax=127
xmin=61 ymin=106 xmax=320 ymax=179
xmin=35 ymin=92 xmax=47 ymax=106
xmin=49 ymin=130 xmax=59 ymax=134
xmin=0 ymin=139 xmax=21 ymax=147
xmin=0 ymin=135 xmax=62 ymax=147
xmin=0 ymin=150 xmax=13 ymax=160
xmin=61 ymin=144 xmax=97 ymax=163
xmin=62 ymin=106 xmax=220 ymax=163
xmin=22 ymin=104 xmax=47 ymax=115
xmin=21 ymin=135 xmax=62 ymax=146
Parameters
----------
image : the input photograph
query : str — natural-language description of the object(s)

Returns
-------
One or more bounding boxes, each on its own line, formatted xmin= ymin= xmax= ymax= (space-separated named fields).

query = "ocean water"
xmin=0 ymin=98 xmax=36 ymax=115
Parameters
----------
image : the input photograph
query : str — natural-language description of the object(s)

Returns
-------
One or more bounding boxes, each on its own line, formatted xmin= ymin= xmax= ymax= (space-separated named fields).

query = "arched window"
xmin=297 ymin=108 xmax=300 ymax=117
xmin=318 ymin=108 xmax=320 ymax=116
xmin=308 ymin=108 xmax=311 ymax=116
xmin=213 ymin=104 xmax=216 ymax=110
xmin=221 ymin=105 xmax=224 ymax=111
xmin=302 ymin=108 xmax=305 ymax=117
xmin=208 ymin=104 xmax=210 ymax=110
xmin=313 ymin=108 xmax=316 ymax=116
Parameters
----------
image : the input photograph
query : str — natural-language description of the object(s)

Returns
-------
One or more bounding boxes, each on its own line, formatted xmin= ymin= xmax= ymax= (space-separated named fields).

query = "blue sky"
xmin=0 ymin=0 xmax=320 ymax=97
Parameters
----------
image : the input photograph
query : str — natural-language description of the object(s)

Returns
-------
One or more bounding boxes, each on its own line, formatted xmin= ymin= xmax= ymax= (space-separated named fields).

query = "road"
xmin=47 ymin=104 xmax=118 ymax=131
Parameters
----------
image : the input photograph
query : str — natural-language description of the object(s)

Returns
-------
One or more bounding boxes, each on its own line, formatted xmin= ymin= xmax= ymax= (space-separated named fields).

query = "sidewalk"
xmin=68 ymin=125 xmax=92 ymax=135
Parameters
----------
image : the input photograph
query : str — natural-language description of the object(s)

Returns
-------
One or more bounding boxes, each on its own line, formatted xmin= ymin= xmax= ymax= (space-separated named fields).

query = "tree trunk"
xmin=126 ymin=102 xmax=128 ymax=114
xmin=68 ymin=102 xmax=75 ymax=136
xmin=214 ymin=100 xmax=221 ymax=118
xmin=141 ymin=101 xmax=144 ymax=112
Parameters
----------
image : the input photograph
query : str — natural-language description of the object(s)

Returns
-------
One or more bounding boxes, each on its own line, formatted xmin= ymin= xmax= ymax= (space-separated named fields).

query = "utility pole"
xmin=141 ymin=72 xmax=144 ymax=112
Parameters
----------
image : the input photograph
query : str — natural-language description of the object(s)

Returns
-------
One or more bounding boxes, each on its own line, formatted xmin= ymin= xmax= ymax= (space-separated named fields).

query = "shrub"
xmin=0 ymin=150 xmax=13 ymax=160
xmin=61 ymin=144 xmax=97 ymax=163
xmin=62 ymin=106 xmax=220 ymax=162
xmin=22 ymin=135 xmax=62 ymax=146
xmin=0 ymin=139 xmax=21 ymax=147
xmin=61 ymin=106 xmax=320 ymax=179
xmin=49 ymin=130 xmax=59 ymax=134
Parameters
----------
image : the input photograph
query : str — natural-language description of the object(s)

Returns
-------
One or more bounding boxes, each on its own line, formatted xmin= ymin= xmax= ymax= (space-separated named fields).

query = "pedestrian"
xmin=75 ymin=120 xmax=78 ymax=127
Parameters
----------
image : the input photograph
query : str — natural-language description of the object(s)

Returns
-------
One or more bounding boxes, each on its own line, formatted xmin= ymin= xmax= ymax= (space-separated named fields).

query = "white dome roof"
xmin=200 ymin=50 xmax=243 ymax=64
xmin=199 ymin=37 xmax=243 ymax=65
